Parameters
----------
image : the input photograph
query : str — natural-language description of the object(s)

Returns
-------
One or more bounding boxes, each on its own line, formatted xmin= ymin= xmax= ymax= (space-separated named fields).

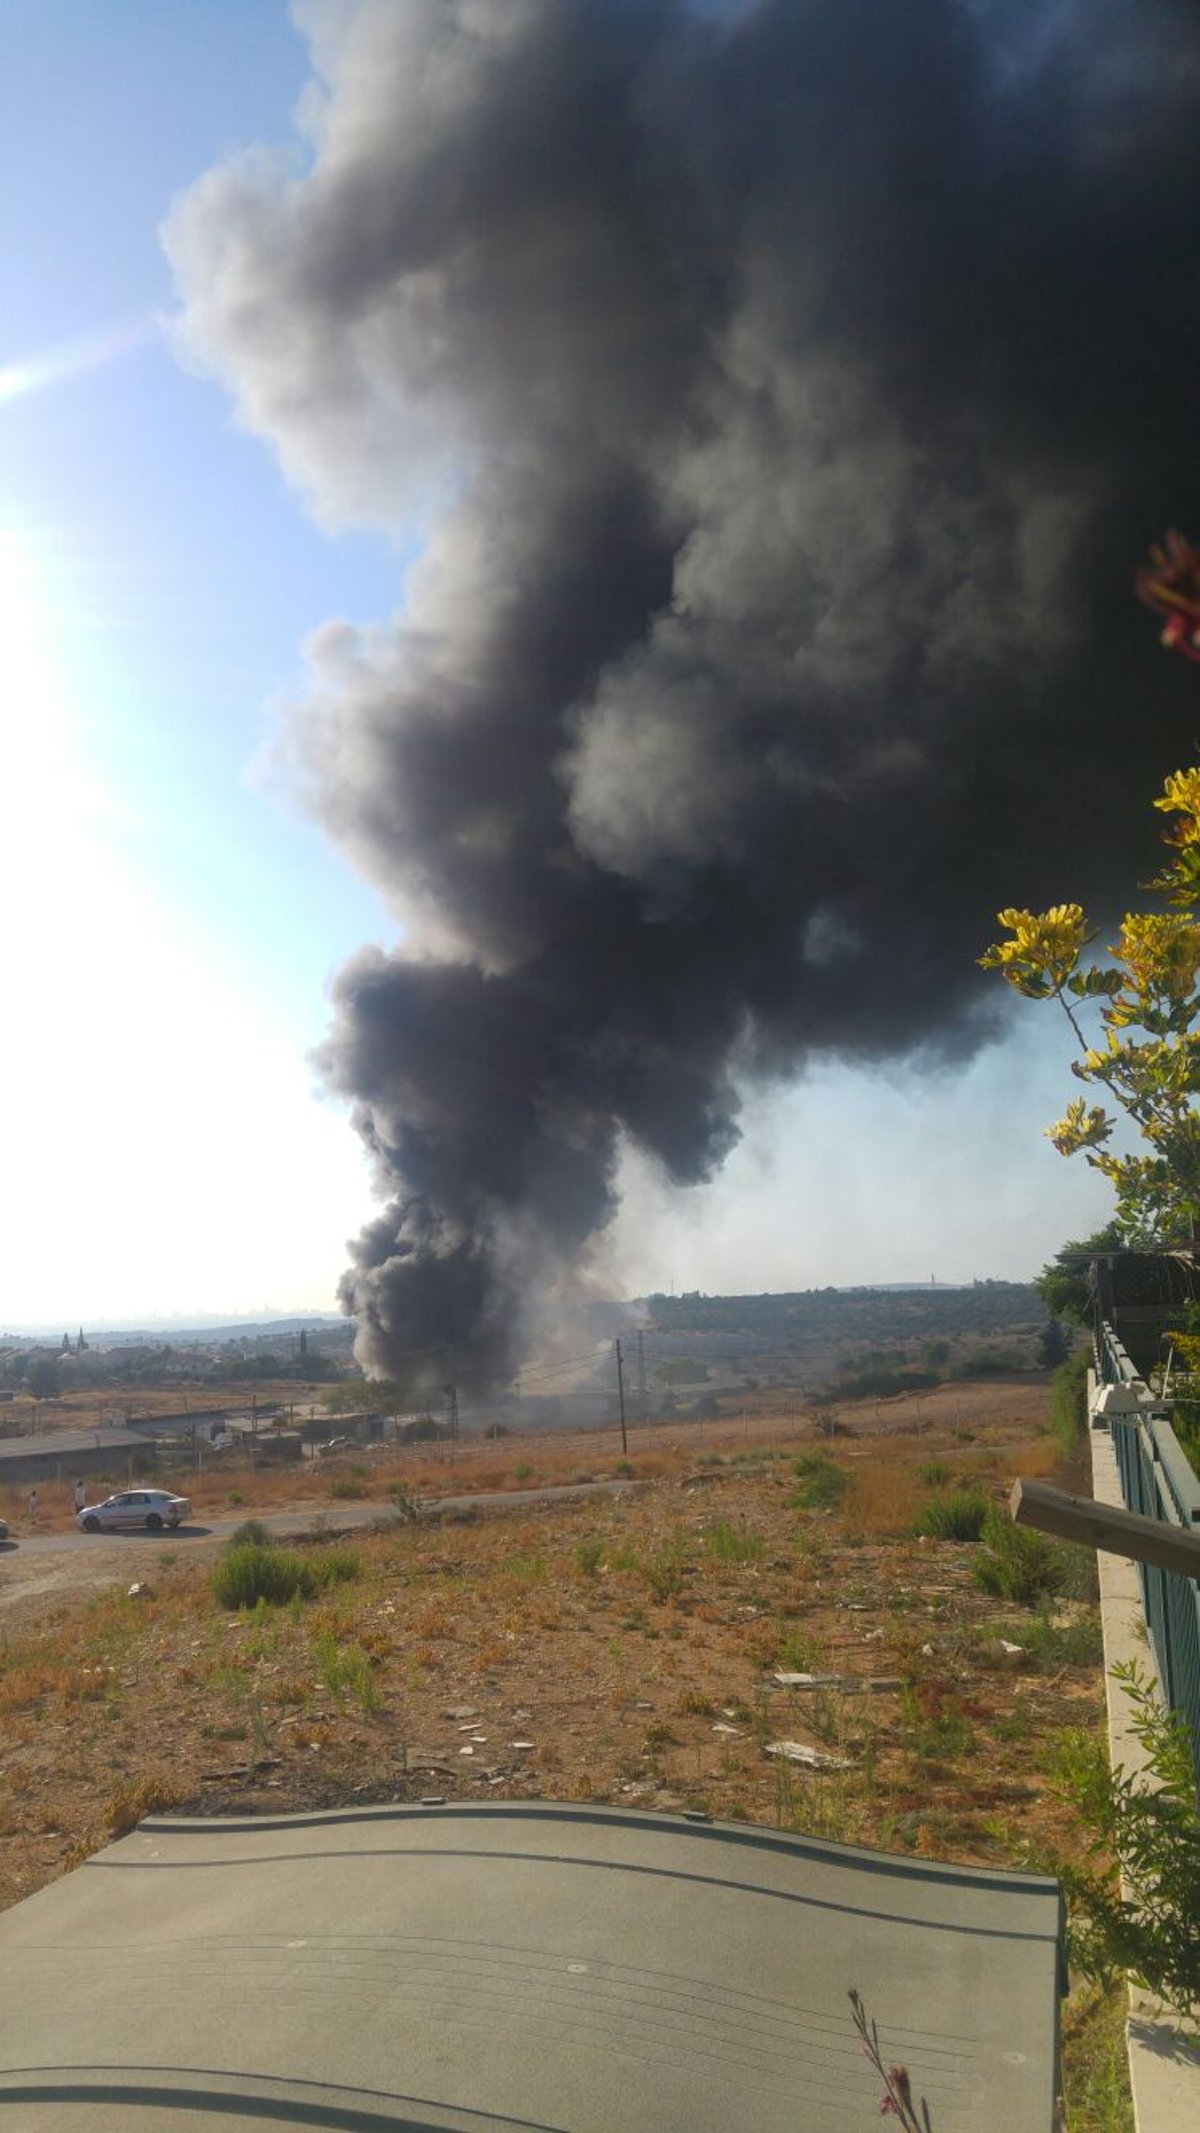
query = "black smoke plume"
xmin=167 ymin=0 xmax=1200 ymax=1387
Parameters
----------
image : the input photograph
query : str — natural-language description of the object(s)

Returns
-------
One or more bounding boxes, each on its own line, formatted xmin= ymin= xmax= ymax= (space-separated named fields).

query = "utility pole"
xmin=444 ymin=1347 xmax=459 ymax=1443
xmin=615 ymin=1339 xmax=628 ymax=1456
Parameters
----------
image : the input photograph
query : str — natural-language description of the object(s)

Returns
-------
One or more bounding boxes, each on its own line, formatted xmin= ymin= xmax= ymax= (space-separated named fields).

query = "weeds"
xmin=848 ymin=1990 xmax=933 ymax=2131
xmin=701 ymin=1518 xmax=765 ymax=1565
xmin=776 ymin=1626 xmax=825 ymax=1674
xmin=913 ymin=1460 xmax=951 ymax=1487
xmin=212 ymin=1543 xmax=314 ymax=1609
xmin=1051 ymin=1346 xmax=1090 ymax=1459
xmin=228 ymin=1519 xmax=275 ymax=1551
xmin=1060 ymin=1983 xmax=1134 ymax=2133
xmin=980 ymin=1612 xmax=1102 ymax=1670
xmin=972 ymin=1506 xmax=1067 ymax=1605
xmin=313 ymin=1631 xmax=381 ymax=1714
xmin=211 ymin=1538 xmax=362 ymax=1609
xmin=1051 ymin=1663 xmax=1200 ymax=2019
xmin=913 ymin=1487 xmax=989 ymax=1542
xmin=574 ymin=1536 xmax=604 ymax=1577
xmin=105 ymin=1774 xmax=183 ymax=1839
xmin=643 ymin=1543 xmax=688 ymax=1602
xmin=792 ymin=1452 xmax=849 ymax=1512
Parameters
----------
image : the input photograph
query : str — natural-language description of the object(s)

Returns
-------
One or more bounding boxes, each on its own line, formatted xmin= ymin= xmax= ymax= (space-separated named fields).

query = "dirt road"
xmin=0 ymin=1477 xmax=639 ymax=1614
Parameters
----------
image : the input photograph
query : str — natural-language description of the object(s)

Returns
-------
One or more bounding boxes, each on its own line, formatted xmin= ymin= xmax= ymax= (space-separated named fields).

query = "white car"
xmin=77 ymin=1489 xmax=191 ymax=1534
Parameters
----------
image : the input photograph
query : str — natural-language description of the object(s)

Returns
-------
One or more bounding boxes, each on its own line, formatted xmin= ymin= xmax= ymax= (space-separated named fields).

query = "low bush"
xmin=643 ymin=1544 xmax=688 ymax=1602
xmin=792 ymin=1452 xmax=849 ymax=1512
xmin=913 ymin=1460 xmax=951 ymax=1487
xmin=1052 ymin=1663 xmax=1200 ymax=2019
xmin=213 ymin=1543 xmax=314 ymax=1609
xmin=984 ymin=1612 xmax=1102 ymax=1669
xmin=228 ymin=1519 xmax=275 ymax=1551
xmin=972 ymin=1505 xmax=1066 ymax=1605
xmin=314 ymin=1546 xmax=362 ymax=1588
xmin=913 ymin=1487 xmax=989 ymax=1542
xmin=1052 ymin=1346 xmax=1090 ymax=1458
xmin=575 ymin=1536 xmax=604 ymax=1577
xmin=702 ymin=1518 xmax=765 ymax=1564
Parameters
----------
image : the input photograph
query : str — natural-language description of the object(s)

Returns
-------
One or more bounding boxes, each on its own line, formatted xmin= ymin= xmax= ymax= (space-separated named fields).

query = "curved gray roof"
xmin=0 ymin=1801 xmax=1061 ymax=2130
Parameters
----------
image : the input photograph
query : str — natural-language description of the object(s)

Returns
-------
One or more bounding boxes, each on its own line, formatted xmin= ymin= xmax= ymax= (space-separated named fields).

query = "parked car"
xmin=77 ymin=1490 xmax=191 ymax=1534
xmin=0 ymin=1515 xmax=9 ymax=1543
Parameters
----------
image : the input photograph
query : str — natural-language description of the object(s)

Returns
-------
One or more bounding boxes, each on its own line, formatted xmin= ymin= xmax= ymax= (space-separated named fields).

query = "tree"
xmin=1037 ymin=1317 xmax=1071 ymax=1370
xmin=1033 ymin=1221 xmax=1124 ymax=1325
xmin=982 ymin=765 xmax=1200 ymax=1242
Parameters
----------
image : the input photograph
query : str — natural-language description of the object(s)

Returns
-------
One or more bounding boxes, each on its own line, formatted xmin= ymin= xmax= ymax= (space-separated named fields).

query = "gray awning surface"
xmin=0 ymin=1802 xmax=1062 ymax=2131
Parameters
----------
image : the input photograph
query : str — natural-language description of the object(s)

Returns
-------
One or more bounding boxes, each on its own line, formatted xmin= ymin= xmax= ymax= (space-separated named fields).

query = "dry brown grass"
xmin=0 ymin=1385 xmax=1107 ymax=1940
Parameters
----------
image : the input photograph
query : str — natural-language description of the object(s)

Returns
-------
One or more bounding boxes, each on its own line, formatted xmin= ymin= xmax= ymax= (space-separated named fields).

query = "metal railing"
xmin=1096 ymin=1322 xmax=1200 ymax=1790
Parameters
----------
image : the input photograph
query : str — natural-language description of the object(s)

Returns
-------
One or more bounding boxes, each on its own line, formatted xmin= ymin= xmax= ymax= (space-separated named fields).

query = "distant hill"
xmin=0 ymin=1314 xmax=347 ymax=1347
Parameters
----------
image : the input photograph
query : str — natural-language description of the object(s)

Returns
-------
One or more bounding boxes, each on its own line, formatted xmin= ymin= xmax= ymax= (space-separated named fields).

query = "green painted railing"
xmin=1098 ymin=1322 xmax=1200 ymax=1792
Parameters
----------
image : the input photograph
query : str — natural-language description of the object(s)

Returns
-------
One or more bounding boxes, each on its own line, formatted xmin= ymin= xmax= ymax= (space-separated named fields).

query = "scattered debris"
xmin=766 ymin=1741 xmax=850 ymax=1771
xmin=126 ymin=1583 xmax=151 ymax=1599
xmin=771 ymin=1674 xmax=902 ymax=1696
xmin=978 ymin=1638 xmax=1028 ymax=1670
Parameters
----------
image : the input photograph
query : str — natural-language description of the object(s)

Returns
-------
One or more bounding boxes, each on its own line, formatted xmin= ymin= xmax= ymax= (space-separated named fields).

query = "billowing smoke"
xmin=166 ymin=0 xmax=1200 ymax=1387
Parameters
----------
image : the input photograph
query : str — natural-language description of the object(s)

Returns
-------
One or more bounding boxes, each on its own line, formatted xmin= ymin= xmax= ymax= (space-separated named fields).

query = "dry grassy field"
xmin=0 ymin=1379 xmax=1130 ymax=2125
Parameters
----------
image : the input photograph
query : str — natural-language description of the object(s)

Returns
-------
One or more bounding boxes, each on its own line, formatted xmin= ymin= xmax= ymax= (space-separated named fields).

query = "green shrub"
xmin=228 ymin=1519 xmax=275 ymax=1551
xmin=329 ymin=1477 xmax=360 ymax=1501
xmin=913 ymin=1487 xmax=989 ymax=1542
xmin=792 ymin=1453 xmax=849 ymax=1512
xmin=777 ymin=1626 xmax=825 ymax=1674
xmin=313 ymin=1546 xmax=361 ymax=1589
xmin=914 ymin=1459 xmax=951 ymax=1487
xmin=1052 ymin=1663 xmax=1200 ymax=2019
xmin=212 ymin=1543 xmax=314 ymax=1609
xmin=1052 ymin=1345 xmax=1090 ymax=1458
xmin=702 ymin=1518 xmax=765 ymax=1564
xmin=314 ymin=1631 xmax=380 ymax=1712
xmin=643 ymin=1544 xmax=688 ymax=1602
xmin=614 ymin=1458 xmax=634 ymax=1478
xmin=972 ymin=1504 xmax=1066 ymax=1604
xmin=575 ymin=1536 xmax=604 ymax=1577
xmin=985 ymin=1612 xmax=1102 ymax=1669
xmin=514 ymin=1462 xmax=533 ymax=1482
xmin=508 ymin=1551 xmax=547 ymax=1584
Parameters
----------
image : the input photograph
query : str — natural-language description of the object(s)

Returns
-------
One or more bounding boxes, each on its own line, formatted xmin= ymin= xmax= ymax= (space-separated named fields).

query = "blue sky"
xmin=0 ymin=2 xmax=1116 ymax=1327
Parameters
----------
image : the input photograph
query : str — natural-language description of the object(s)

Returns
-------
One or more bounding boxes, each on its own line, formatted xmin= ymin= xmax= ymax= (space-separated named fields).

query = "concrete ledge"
xmin=1090 ymin=1425 xmax=1200 ymax=2130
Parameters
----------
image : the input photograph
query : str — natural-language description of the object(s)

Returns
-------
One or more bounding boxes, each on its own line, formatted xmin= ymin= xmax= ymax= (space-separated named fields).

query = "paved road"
xmin=0 ymin=1478 xmax=639 ymax=1607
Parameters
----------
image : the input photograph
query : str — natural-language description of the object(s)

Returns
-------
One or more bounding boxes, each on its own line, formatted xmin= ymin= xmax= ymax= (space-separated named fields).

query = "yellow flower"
xmin=1154 ymin=767 xmax=1200 ymax=846
xmin=1048 ymin=1097 xmax=1112 ymax=1156
xmin=980 ymin=904 xmax=1089 ymax=994
xmin=1114 ymin=912 xmax=1200 ymax=999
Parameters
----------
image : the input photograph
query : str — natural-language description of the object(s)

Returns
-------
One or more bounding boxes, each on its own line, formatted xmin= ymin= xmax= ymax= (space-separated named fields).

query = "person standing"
xmin=74 ymin=1478 xmax=86 ymax=1514
xmin=27 ymin=1486 xmax=37 ymax=1525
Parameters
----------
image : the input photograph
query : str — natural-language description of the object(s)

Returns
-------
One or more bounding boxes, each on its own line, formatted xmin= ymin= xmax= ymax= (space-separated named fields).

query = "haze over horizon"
xmin=2 ymin=1 xmax=1192 ymax=1341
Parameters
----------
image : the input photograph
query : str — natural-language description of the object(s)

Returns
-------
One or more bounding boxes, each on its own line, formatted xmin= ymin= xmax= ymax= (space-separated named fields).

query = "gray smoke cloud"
xmin=166 ymin=0 xmax=1200 ymax=1387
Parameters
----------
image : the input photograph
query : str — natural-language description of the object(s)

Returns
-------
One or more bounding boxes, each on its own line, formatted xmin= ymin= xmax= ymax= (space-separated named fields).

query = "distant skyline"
xmin=0 ymin=3 xmax=1159 ymax=1331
